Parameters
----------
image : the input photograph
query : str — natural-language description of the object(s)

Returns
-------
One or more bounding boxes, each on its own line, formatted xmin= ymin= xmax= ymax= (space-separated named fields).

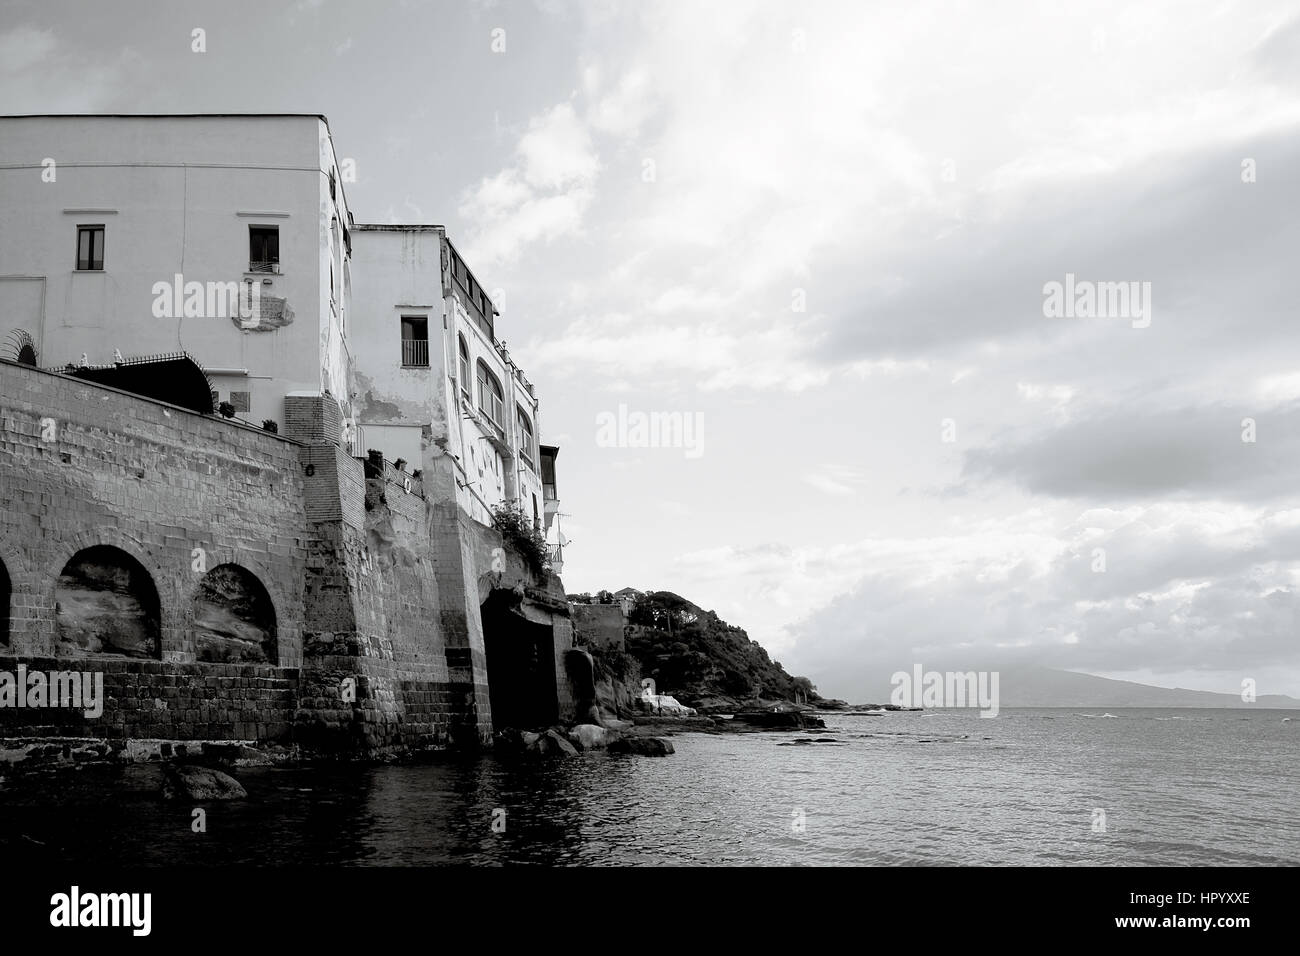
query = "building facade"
xmin=0 ymin=114 xmax=574 ymax=763
xmin=0 ymin=113 xmax=557 ymax=535
xmin=348 ymin=225 xmax=548 ymax=531
xmin=0 ymin=114 xmax=354 ymax=432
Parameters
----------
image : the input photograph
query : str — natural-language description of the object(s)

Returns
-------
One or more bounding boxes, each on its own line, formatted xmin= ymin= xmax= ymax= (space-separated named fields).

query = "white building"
xmin=349 ymin=224 xmax=550 ymax=530
xmin=0 ymin=113 xmax=558 ymax=534
xmin=0 ymin=114 xmax=354 ymax=432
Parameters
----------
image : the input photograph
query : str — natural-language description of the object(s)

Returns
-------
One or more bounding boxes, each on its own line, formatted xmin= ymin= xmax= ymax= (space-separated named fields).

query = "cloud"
xmin=962 ymin=401 xmax=1300 ymax=502
xmin=803 ymin=466 xmax=866 ymax=496
xmin=0 ymin=26 xmax=56 ymax=74
xmin=459 ymin=101 xmax=600 ymax=265
xmin=517 ymin=103 xmax=600 ymax=189
xmin=781 ymin=502 xmax=1300 ymax=699
xmin=0 ymin=25 xmax=129 ymax=112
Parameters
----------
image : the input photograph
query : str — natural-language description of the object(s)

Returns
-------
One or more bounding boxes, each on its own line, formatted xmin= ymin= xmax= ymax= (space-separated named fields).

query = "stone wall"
xmin=0 ymin=359 xmax=307 ymax=662
xmin=0 ymin=359 xmax=577 ymax=763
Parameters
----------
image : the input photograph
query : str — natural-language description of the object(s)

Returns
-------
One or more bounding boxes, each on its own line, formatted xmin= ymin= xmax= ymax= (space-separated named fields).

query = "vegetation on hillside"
xmin=590 ymin=590 xmax=821 ymax=706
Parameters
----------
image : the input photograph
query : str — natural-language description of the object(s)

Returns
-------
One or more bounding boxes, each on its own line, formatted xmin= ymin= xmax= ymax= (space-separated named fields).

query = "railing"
xmin=248 ymin=260 xmax=279 ymax=274
xmin=401 ymin=338 xmax=429 ymax=367
xmin=543 ymin=483 xmax=557 ymax=501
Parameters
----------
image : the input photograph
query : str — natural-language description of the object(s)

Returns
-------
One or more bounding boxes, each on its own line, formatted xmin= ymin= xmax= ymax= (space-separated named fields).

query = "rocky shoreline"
xmin=0 ymin=697 xmax=861 ymax=804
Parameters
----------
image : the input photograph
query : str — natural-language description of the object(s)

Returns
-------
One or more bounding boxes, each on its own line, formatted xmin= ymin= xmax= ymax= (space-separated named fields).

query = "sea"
xmin=1 ymin=707 xmax=1296 ymax=865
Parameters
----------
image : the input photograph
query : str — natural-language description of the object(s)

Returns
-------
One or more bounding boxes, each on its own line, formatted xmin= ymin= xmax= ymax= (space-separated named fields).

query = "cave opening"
xmin=481 ymin=590 xmax=558 ymax=731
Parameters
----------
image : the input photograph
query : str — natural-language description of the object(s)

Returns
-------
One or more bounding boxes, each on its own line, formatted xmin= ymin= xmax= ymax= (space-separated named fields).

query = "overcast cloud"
xmin=3 ymin=0 xmax=1296 ymax=699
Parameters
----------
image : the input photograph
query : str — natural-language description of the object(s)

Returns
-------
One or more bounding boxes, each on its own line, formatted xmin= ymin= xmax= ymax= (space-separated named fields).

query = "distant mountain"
xmin=994 ymin=667 xmax=1300 ymax=708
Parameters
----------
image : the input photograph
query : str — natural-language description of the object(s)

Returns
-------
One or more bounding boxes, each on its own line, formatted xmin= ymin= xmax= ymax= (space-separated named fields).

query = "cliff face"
xmin=621 ymin=591 xmax=810 ymax=708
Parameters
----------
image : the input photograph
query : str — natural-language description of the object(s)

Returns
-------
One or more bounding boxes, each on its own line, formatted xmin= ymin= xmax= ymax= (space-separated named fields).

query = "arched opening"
xmin=481 ymin=590 xmax=558 ymax=731
xmin=0 ymin=557 xmax=10 ymax=646
xmin=457 ymin=335 xmax=470 ymax=397
xmin=55 ymin=546 xmax=161 ymax=658
xmin=4 ymin=329 xmax=37 ymax=366
xmin=193 ymin=564 xmax=278 ymax=664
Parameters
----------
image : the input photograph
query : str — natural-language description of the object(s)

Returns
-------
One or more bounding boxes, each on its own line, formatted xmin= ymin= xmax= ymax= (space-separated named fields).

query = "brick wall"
xmin=284 ymin=393 xmax=342 ymax=445
xmin=0 ymin=359 xmax=307 ymax=663
xmin=0 ymin=657 xmax=297 ymax=743
xmin=0 ymin=359 xmax=577 ymax=761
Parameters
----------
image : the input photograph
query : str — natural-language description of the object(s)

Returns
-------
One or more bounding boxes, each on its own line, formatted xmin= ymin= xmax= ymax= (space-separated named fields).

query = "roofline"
xmin=0 ymin=113 xmax=331 ymax=120
xmin=442 ymin=235 xmax=501 ymax=317
xmin=0 ymin=112 xmax=357 ymax=232
xmin=353 ymin=224 xmax=446 ymax=232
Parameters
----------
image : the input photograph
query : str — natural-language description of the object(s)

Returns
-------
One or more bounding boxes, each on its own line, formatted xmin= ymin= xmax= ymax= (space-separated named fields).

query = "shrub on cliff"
xmin=490 ymin=501 xmax=551 ymax=575
xmin=623 ymin=591 xmax=816 ymax=706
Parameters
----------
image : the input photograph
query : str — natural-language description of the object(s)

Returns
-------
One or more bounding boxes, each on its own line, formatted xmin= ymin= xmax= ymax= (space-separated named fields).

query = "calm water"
xmin=2 ymin=708 xmax=1296 ymax=865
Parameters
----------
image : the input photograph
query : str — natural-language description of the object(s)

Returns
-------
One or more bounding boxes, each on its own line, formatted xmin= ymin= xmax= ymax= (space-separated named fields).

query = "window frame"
xmin=457 ymin=335 xmax=471 ymax=398
xmin=476 ymin=359 xmax=504 ymax=432
xmin=516 ymin=404 xmax=535 ymax=467
xmin=400 ymin=315 xmax=430 ymax=368
xmin=248 ymin=225 xmax=280 ymax=273
xmin=76 ymin=224 xmax=105 ymax=271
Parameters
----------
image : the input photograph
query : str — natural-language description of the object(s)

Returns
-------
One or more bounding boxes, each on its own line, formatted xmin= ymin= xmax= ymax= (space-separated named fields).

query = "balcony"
xmin=401 ymin=338 xmax=429 ymax=368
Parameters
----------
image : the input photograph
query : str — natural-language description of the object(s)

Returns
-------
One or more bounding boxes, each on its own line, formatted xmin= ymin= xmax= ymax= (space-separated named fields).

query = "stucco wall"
xmin=0 ymin=115 xmax=349 ymax=429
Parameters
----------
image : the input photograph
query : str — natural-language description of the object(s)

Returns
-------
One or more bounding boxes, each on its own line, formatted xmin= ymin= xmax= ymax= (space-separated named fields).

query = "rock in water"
xmin=162 ymin=765 xmax=248 ymax=801
xmin=609 ymin=736 xmax=675 ymax=757
xmin=567 ymin=724 xmax=613 ymax=751
xmin=526 ymin=730 xmax=579 ymax=758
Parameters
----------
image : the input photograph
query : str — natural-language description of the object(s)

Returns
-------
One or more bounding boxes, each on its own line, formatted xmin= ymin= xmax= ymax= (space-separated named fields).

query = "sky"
xmin=3 ymin=0 xmax=1298 ymax=700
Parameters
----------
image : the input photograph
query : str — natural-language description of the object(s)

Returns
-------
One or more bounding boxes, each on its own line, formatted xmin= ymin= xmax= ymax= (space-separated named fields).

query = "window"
xmin=249 ymin=226 xmax=279 ymax=273
xmin=230 ymin=391 xmax=251 ymax=413
xmin=401 ymin=316 xmax=429 ymax=367
xmin=457 ymin=335 xmax=470 ymax=396
xmin=476 ymin=360 xmax=504 ymax=432
xmin=76 ymin=225 xmax=104 ymax=271
xmin=516 ymin=405 xmax=535 ymax=466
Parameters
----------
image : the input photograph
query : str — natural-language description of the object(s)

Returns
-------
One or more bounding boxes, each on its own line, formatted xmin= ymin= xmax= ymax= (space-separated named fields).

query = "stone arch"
xmin=191 ymin=563 xmax=278 ymax=664
xmin=54 ymin=545 xmax=162 ymax=658
xmin=186 ymin=547 xmax=297 ymax=666
xmin=0 ymin=536 xmax=33 ymax=650
xmin=43 ymin=528 xmax=176 ymax=651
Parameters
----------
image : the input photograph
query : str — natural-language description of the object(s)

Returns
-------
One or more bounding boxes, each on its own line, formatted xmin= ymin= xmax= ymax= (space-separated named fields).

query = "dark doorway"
xmin=0 ymin=558 xmax=10 ymax=646
xmin=481 ymin=591 xmax=558 ymax=731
